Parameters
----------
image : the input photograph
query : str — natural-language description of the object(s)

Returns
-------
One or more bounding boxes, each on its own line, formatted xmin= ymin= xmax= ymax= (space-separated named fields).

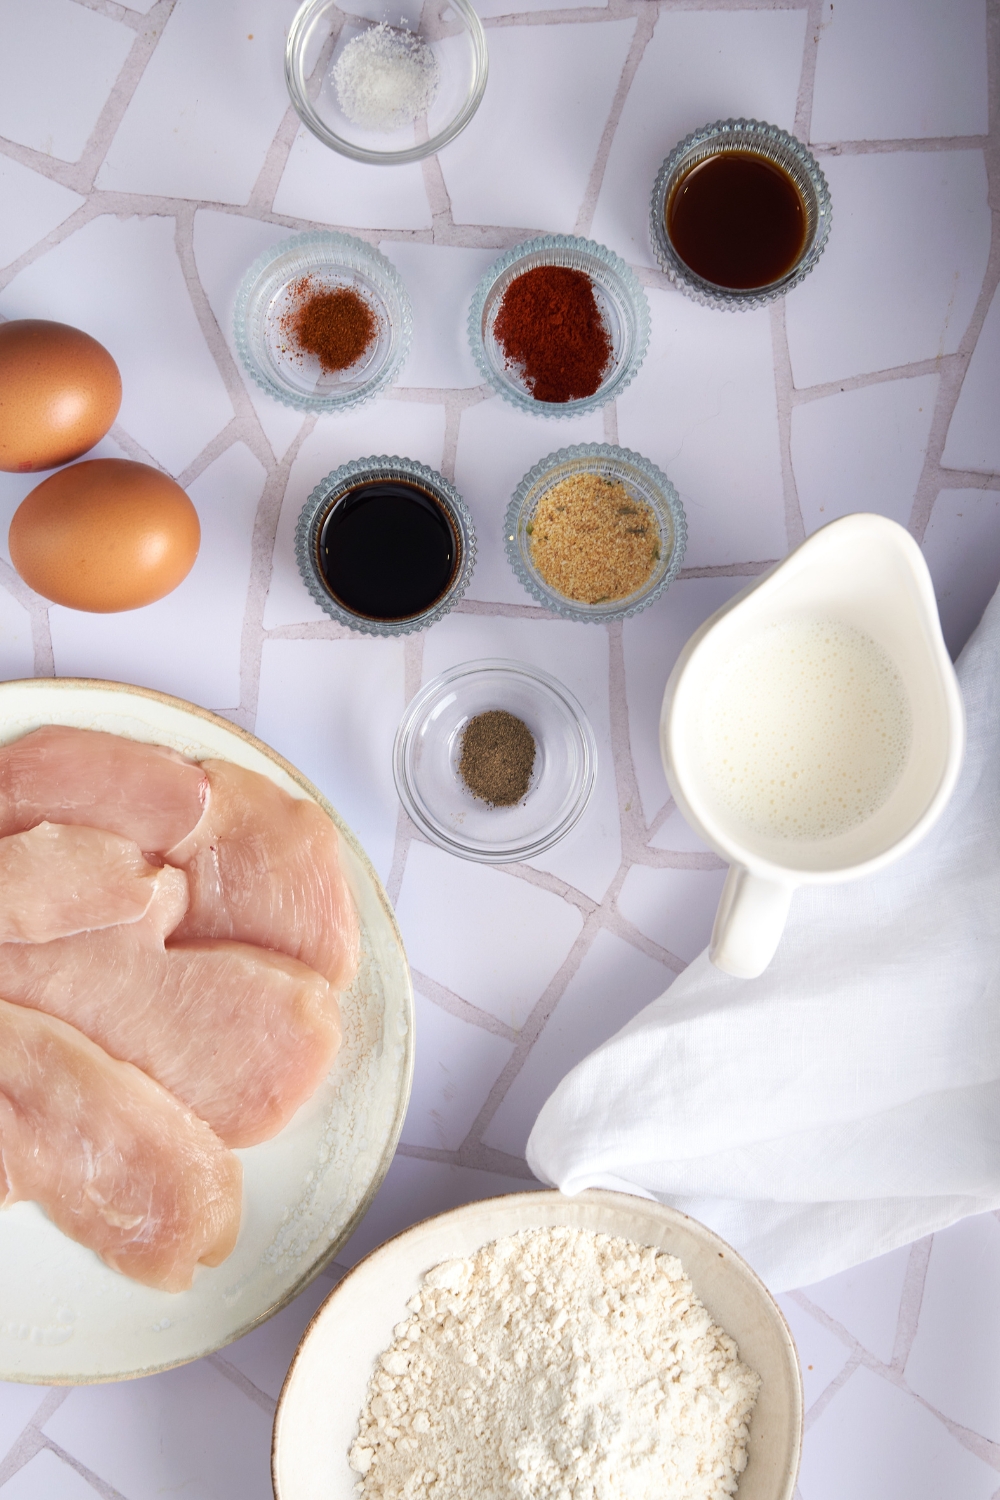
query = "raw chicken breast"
xmin=0 ymin=821 xmax=184 ymax=943
xmin=0 ymin=874 xmax=341 ymax=1148
xmin=0 ymin=998 xmax=241 ymax=1291
xmin=0 ymin=725 xmax=207 ymax=852
xmin=168 ymin=760 xmax=360 ymax=992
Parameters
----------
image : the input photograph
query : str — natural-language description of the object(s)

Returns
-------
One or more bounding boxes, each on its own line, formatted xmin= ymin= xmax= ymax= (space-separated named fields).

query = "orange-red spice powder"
xmin=493 ymin=266 xmax=612 ymax=403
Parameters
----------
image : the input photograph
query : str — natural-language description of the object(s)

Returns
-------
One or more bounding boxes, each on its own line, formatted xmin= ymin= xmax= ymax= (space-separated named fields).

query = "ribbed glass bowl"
xmin=393 ymin=659 xmax=598 ymax=863
xmin=295 ymin=455 xmax=476 ymax=637
xmin=285 ymin=0 xmax=488 ymax=167
xmin=650 ymin=119 xmax=832 ymax=311
xmin=505 ymin=443 xmax=687 ymax=623
xmin=234 ymin=232 xmax=412 ymax=413
xmin=468 ymin=236 xmax=650 ymax=417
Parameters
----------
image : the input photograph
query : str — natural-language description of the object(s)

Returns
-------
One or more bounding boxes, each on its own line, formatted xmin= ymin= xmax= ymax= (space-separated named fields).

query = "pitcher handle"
xmin=709 ymin=865 xmax=794 ymax=978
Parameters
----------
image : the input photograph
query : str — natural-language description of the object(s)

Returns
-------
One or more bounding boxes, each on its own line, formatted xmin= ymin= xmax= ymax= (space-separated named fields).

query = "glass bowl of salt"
xmin=285 ymin=0 xmax=488 ymax=166
xmin=393 ymin=659 xmax=598 ymax=863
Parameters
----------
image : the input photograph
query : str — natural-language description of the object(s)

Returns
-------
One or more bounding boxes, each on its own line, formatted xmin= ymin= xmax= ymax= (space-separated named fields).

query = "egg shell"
xmin=0 ymin=319 xmax=122 ymax=473
xmin=9 ymin=458 xmax=201 ymax=613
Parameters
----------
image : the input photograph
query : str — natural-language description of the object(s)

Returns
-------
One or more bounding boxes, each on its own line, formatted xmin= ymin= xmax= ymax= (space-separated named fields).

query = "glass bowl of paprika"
xmin=234 ymin=231 xmax=413 ymax=413
xmin=467 ymin=236 xmax=650 ymax=417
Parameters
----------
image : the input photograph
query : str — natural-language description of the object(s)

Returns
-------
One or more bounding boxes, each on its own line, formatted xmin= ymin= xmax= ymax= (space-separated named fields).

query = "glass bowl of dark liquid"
xmin=650 ymin=119 xmax=831 ymax=311
xmin=295 ymin=455 xmax=476 ymax=636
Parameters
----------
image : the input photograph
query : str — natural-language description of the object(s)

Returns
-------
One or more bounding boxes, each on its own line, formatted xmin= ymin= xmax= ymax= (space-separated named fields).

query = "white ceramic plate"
xmin=0 ymin=678 xmax=413 ymax=1384
xmin=274 ymin=1190 xmax=804 ymax=1500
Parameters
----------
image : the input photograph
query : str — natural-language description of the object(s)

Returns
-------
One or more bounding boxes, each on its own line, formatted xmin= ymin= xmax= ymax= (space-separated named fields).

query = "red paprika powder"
xmin=493 ymin=266 xmax=612 ymax=403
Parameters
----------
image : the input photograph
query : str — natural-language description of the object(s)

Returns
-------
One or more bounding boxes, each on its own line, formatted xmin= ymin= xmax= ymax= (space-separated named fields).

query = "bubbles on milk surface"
xmin=700 ymin=616 xmax=912 ymax=840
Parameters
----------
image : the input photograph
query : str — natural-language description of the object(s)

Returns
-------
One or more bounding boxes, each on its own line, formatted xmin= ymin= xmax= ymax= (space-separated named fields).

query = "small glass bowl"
xmin=505 ymin=443 xmax=687 ymax=623
xmin=393 ymin=659 xmax=598 ymax=863
xmin=234 ymin=232 xmax=412 ymax=413
xmin=295 ymin=454 xmax=476 ymax=637
xmin=467 ymin=236 xmax=650 ymax=418
xmin=285 ymin=0 xmax=488 ymax=167
xmin=650 ymin=119 xmax=832 ymax=312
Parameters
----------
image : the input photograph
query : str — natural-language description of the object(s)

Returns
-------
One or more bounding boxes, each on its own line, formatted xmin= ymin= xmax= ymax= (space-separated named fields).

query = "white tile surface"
xmin=785 ymin=152 xmax=991 ymax=389
xmin=942 ymin=281 xmax=1000 ymax=475
xmin=0 ymin=1450 xmax=101 ymax=1500
xmin=394 ymin=841 xmax=584 ymax=1029
xmin=192 ymin=209 xmax=309 ymax=462
xmin=616 ymin=863 xmax=727 ymax=964
xmin=453 ymin=396 xmax=605 ymax=605
xmin=0 ymin=584 xmax=34 ymax=683
xmin=221 ymin=1275 xmax=336 ymax=1402
xmin=0 ymin=159 xmax=84 ymax=271
xmin=904 ymin=1215 xmax=1000 ymax=1443
xmin=49 ymin=441 xmax=263 ymax=708
xmin=0 ymin=1386 xmax=46 ymax=1467
xmin=273 ymin=127 xmax=432 ymax=230
xmin=791 ymin=375 xmax=939 ymax=534
xmin=0 ymin=0 xmax=133 ymax=164
xmin=263 ymin=400 xmax=447 ymax=628
xmin=401 ymin=989 xmax=515 ymax=1151
xmin=483 ymin=929 xmax=673 ymax=1157
xmin=378 ymin=242 xmax=498 ymax=389
xmin=774 ymin=1296 xmax=852 ymax=1413
xmin=96 ymin=0 xmax=293 ymax=205
xmin=648 ymin=805 xmax=713 ymax=854
xmin=43 ymin=1363 xmax=274 ymax=1500
xmin=590 ymin=8 xmax=807 ymax=268
xmin=439 ymin=21 xmax=636 ymax=232
xmin=922 ymin=488 xmax=1000 ymax=660
xmin=255 ymin=637 xmax=405 ymax=885
xmin=0 ymin=215 xmax=235 ymax=477
xmin=617 ymin=290 xmax=787 ymax=568
xmin=810 ymin=0 xmax=989 ymax=143
xmin=623 ymin=577 xmax=747 ymax=822
xmin=798 ymin=1364 xmax=999 ymax=1500
xmin=801 ymin=1243 xmax=912 ymax=1364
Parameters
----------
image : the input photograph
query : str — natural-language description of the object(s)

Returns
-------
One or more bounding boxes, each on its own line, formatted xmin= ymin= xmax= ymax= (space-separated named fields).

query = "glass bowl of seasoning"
xmin=650 ymin=119 xmax=832 ymax=311
xmin=285 ymin=0 xmax=488 ymax=167
xmin=505 ymin=443 xmax=687 ymax=623
xmin=393 ymin=659 xmax=598 ymax=863
xmin=468 ymin=236 xmax=650 ymax=417
xmin=296 ymin=454 xmax=475 ymax=637
xmin=234 ymin=231 xmax=412 ymax=413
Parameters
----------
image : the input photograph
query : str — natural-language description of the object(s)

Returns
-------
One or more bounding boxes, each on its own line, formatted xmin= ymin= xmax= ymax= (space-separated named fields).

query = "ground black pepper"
xmin=458 ymin=710 xmax=536 ymax=807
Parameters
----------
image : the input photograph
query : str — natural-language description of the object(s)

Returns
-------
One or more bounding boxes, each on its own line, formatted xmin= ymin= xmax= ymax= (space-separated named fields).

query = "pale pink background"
xmin=0 ymin=0 xmax=998 ymax=1496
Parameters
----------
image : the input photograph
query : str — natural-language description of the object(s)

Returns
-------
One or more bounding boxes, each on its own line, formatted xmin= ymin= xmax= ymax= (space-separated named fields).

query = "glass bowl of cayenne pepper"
xmin=234 ymin=231 xmax=412 ymax=413
xmin=468 ymin=235 xmax=650 ymax=417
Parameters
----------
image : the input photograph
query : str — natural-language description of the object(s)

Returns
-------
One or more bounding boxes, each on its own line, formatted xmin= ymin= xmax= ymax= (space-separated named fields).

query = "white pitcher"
xmin=659 ymin=513 xmax=965 ymax=978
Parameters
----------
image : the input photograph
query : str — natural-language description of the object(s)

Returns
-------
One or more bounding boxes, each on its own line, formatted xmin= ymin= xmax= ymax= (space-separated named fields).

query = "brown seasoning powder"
xmin=529 ymin=473 xmax=660 ymax=604
xmin=459 ymin=710 xmax=536 ymax=807
xmin=281 ymin=277 xmax=378 ymax=373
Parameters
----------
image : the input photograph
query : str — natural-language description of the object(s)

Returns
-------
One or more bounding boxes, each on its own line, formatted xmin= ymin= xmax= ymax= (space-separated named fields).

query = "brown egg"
xmin=0 ymin=319 xmax=122 ymax=473
xmin=9 ymin=458 xmax=201 ymax=612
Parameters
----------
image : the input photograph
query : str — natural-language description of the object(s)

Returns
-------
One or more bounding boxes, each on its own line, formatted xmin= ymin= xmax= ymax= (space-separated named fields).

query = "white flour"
xmin=349 ymin=1227 xmax=760 ymax=1500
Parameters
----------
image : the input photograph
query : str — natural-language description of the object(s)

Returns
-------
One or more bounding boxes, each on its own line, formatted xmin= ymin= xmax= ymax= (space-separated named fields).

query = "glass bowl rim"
xmin=392 ymin=656 xmax=599 ymax=862
xmin=284 ymin=0 xmax=489 ymax=167
xmin=649 ymin=117 xmax=832 ymax=312
xmin=467 ymin=234 xmax=651 ymax=417
xmin=295 ymin=454 xmax=477 ymax=637
xmin=504 ymin=442 xmax=688 ymax=622
xmin=233 ymin=231 xmax=413 ymax=413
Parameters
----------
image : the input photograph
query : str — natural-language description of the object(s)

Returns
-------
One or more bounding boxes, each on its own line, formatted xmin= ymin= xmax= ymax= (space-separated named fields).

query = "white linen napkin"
xmin=526 ymin=586 xmax=1000 ymax=1290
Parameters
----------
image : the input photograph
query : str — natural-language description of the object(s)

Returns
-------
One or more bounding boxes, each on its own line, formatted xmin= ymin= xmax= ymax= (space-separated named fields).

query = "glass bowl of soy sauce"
xmin=296 ymin=455 xmax=476 ymax=637
xmin=650 ymin=119 xmax=832 ymax=311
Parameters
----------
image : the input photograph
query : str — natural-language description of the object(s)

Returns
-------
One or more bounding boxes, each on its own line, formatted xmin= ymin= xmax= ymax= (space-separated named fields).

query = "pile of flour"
xmin=349 ymin=1226 xmax=760 ymax=1500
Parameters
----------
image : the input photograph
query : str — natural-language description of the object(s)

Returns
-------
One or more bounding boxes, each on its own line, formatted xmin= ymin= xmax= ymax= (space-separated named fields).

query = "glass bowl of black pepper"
xmin=468 ymin=236 xmax=650 ymax=417
xmin=393 ymin=659 xmax=598 ymax=863
xmin=505 ymin=443 xmax=687 ymax=623
xmin=296 ymin=455 xmax=476 ymax=637
xmin=234 ymin=231 xmax=412 ymax=412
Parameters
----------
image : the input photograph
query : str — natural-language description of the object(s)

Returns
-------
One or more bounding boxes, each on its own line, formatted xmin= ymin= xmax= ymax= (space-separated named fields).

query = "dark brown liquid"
xmin=667 ymin=152 xmax=807 ymax=290
xmin=317 ymin=479 xmax=458 ymax=621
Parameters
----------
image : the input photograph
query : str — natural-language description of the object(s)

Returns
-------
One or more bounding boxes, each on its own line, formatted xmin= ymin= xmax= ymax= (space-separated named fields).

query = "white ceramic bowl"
xmin=273 ymin=1190 xmax=803 ymax=1500
xmin=0 ymin=678 xmax=414 ymax=1384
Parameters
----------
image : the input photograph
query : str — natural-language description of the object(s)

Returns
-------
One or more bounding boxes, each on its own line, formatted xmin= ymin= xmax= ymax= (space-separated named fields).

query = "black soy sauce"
xmin=317 ymin=479 xmax=458 ymax=621
xmin=667 ymin=151 xmax=807 ymax=291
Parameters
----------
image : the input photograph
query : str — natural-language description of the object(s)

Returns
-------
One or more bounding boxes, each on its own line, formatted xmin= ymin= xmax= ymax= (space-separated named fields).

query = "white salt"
xmin=333 ymin=24 xmax=441 ymax=133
